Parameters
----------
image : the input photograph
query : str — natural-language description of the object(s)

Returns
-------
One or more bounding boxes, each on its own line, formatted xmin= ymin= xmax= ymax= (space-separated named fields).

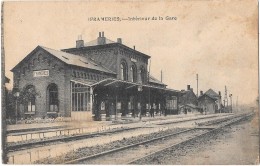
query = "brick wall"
xmin=64 ymin=44 xmax=149 ymax=84
xmin=13 ymin=49 xmax=67 ymax=118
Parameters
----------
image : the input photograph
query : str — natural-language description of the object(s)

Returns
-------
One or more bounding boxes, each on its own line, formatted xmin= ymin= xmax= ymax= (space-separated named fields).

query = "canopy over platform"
xmin=71 ymin=78 xmax=180 ymax=95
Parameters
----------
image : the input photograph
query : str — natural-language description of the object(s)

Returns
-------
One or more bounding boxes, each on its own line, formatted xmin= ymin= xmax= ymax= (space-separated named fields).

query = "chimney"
xmin=76 ymin=35 xmax=84 ymax=48
xmin=117 ymin=38 xmax=122 ymax=44
xmin=187 ymin=85 xmax=190 ymax=90
xmin=97 ymin=31 xmax=106 ymax=45
xmin=219 ymin=91 xmax=222 ymax=98
xmin=133 ymin=45 xmax=135 ymax=50
xmin=200 ymin=90 xmax=203 ymax=96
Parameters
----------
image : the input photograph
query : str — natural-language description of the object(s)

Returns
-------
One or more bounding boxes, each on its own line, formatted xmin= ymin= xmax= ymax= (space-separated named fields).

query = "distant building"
xmin=11 ymin=32 xmax=180 ymax=121
xmin=178 ymin=85 xmax=199 ymax=114
xmin=198 ymin=89 xmax=222 ymax=114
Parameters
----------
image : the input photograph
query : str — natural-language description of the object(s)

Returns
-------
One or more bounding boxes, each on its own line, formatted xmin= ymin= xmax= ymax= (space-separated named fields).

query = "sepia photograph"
xmin=1 ymin=0 xmax=259 ymax=164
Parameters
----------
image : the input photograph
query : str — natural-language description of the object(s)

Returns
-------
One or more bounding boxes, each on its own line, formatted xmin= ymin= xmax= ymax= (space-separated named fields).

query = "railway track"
xmin=7 ymin=114 xmax=231 ymax=151
xmin=7 ymin=126 xmax=141 ymax=151
xmin=64 ymin=112 xmax=253 ymax=164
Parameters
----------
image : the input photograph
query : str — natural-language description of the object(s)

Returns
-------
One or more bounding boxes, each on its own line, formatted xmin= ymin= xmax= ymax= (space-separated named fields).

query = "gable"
xmin=198 ymin=94 xmax=216 ymax=102
xmin=179 ymin=90 xmax=198 ymax=105
xmin=11 ymin=46 xmax=65 ymax=72
xmin=205 ymin=89 xmax=220 ymax=99
xmin=13 ymin=49 xmax=65 ymax=75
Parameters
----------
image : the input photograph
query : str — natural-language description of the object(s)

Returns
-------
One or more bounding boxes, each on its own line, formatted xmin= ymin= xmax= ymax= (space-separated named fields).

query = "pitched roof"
xmin=205 ymin=89 xmax=220 ymax=99
xmin=149 ymin=75 xmax=166 ymax=86
xmin=198 ymin=93 xmax=217 ymax=101
xmin=11 ymin=45 xmax=116 ymax=75
xmin=41 ymin=46 xmax=116 ymax=74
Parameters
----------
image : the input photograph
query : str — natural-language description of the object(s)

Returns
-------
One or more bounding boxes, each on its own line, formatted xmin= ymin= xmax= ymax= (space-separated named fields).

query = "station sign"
xmin=33 ymin=70 xmax=49 ymax=77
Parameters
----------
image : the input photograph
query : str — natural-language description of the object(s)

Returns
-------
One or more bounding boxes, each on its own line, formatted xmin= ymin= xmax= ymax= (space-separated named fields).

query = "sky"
xmin=3 ymin=0 xmax=258 ymax=105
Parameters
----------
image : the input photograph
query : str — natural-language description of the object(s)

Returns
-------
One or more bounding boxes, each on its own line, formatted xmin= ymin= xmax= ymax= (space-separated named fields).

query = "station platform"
xmin=6 ymin=113 xmax=229 ymax=133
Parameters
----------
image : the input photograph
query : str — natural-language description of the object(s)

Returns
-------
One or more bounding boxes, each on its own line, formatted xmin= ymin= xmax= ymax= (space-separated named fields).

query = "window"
xmin=120 ymin=61 xmax=127 ymax=81
xmin=71 ymin=82 xmax=90 ymax=111
xmin=27 ymin=100 xmax=36 ymax=112
xmin=24 ymin=85 xmax=36 ymax=112
xmin=140 ymin=67 xmax=146 ymax=84
xmin=48 ymin=84 xmax=58 ymax=112
xmin=130 ymin=65 xmax=137 ymax=82
xmin=166 ymin=96 xmax=177 ymax=109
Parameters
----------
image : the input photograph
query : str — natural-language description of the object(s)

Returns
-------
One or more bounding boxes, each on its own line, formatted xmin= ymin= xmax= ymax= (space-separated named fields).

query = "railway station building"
xmin=11 ymin=32 xmax=180 ymax=121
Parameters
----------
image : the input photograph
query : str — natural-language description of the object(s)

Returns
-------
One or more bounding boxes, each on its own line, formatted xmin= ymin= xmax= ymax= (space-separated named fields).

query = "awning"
xmin=70 ymin=78 xmax=180 ymax=95
xmin=70 ymin=78 xmax=97 ymax=86
xmin=91 ymin=78 xmax=180 ymax=94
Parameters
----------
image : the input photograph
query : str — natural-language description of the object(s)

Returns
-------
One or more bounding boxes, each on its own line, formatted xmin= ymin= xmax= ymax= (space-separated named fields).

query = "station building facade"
xmin=11 ymin=32 xmax=180 ymax=121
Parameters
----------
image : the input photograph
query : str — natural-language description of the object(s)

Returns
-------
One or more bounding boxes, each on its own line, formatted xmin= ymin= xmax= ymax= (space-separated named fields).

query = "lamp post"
xmin=14 ymin=91 xmax=20 ymax=124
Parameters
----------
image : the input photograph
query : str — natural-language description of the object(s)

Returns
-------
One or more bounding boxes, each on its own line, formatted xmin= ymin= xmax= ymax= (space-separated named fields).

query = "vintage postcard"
xmin=2 ymin=0 xmax=259 ymax=165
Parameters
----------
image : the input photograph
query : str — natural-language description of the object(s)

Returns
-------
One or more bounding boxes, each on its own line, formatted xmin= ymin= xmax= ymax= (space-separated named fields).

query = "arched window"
xmin=24 ymin=85 xmax=36 ymax=112
xmin=140 ymin=66 xmax=146 ymax=84
xmin=120 ymin=61 xmax=127 ymax=81
xmin=130 ymin=64 xmax=137 ymax=82
xmin=47 ymin=83 xmax=58 ymax=112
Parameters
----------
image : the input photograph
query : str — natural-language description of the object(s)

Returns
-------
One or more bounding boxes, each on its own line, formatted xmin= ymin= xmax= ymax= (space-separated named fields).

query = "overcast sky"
xmin=3 ymin=1 xmax=258 ymax=105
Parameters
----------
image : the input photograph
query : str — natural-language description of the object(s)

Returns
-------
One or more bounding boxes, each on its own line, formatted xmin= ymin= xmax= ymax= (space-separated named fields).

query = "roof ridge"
xmin=40 ymin=46 xmax=116 ymax=74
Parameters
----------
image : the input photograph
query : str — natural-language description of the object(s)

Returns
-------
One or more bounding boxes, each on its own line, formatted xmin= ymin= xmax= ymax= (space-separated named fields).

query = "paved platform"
xmin=7 ymin=113 xmax=232 ymax=134
xmin=7 ymin=114 xmax=229 ymax=132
